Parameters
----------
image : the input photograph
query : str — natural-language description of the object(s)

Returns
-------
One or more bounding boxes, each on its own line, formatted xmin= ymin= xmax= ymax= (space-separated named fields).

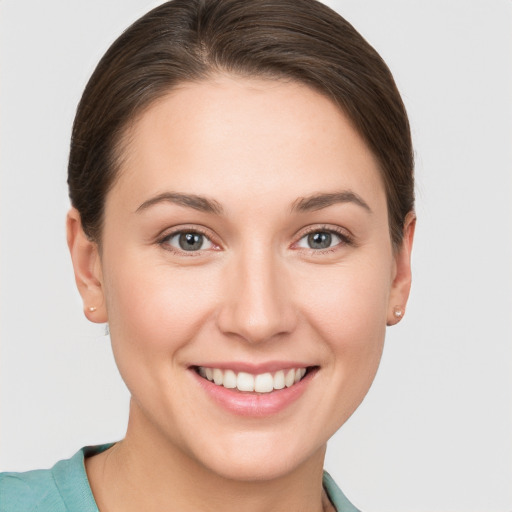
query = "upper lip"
xmin=191 ymin=361 xmax=315 ymax=374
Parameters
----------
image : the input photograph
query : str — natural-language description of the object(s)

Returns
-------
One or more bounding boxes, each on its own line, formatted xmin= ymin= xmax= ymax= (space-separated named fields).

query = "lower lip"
xmin=191 ymin=369 xmax=315 ymax=417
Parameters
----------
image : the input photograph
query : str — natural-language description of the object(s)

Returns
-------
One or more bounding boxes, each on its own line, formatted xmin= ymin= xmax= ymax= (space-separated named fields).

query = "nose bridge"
xmin=217 ymin=242 xmax=295 ymax=343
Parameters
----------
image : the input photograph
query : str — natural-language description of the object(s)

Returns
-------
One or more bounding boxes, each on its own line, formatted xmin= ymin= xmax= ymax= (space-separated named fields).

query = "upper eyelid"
xmin=158 ymin=226 xmax=220 ymax=249
xmin=292 ymin=225 xmax=355 ymax=250
xmin=294 ymin=224 xmax=353 ymax=240
xmin=157 ymin=228 xmax=220 ymax=257
xmin=158 ymin=225 xmax=215 ymax=241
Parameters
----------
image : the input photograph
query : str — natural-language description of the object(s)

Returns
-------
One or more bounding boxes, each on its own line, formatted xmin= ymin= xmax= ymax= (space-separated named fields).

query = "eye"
xmin=296 ymin=230 xmax=346 ymax=250
xmin=162 ymin=231 xmax=214 ymax=252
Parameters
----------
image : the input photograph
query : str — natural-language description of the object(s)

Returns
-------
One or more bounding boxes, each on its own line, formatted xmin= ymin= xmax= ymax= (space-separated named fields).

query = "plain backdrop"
xmin=1 ymin=1 xmax=511 ymax=511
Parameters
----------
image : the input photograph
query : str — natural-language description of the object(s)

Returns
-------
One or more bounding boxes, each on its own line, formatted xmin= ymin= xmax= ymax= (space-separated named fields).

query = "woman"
xmin=0 ymin=0 xmax=414 ymax=510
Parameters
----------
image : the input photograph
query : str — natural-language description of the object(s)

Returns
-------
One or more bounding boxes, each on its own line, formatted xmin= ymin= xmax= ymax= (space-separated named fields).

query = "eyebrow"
xmin=291 ymin=191 xmax=372 ymax=213
xmin=135 ymin=192 xmax=223 ymax=215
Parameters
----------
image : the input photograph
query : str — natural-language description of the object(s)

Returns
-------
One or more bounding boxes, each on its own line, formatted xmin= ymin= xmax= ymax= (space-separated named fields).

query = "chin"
xmin=187 ymin=429 xmax=327 ymax=483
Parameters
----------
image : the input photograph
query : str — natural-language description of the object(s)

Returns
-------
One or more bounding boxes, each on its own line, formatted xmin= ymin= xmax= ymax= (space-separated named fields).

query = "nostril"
xmin=216 ymin=308 xmax=297 ymax=345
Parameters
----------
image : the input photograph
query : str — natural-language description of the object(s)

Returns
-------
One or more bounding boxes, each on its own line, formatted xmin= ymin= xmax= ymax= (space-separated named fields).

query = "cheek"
xmin=101 ymin=256 xmax=218 ymax=371
xmin=300 ymin=258 xmax=391 ymax=343
xmin=302 ymin=269 xmax=390 ymax=430
xmin=297 ymin=258 xmax=391 ymax=405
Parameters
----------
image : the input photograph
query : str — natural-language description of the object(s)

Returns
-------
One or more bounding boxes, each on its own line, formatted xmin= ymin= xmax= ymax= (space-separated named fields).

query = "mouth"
xmin=193 ymin=366 xmax=314 ymax=393
xmin=191 ymin=364 xmax=318 ymax=416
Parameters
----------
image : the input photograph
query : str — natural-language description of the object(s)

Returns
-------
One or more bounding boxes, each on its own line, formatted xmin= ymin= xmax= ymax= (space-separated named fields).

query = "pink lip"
xmin=190 ymin=366 xmax=317 ymax=417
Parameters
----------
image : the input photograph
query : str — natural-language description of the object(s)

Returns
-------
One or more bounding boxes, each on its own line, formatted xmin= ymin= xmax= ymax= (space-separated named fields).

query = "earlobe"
xmin=387 ymin=212 xmax=416 ymax=326
xmin=66 ymin=208 xmax=108 ymax=323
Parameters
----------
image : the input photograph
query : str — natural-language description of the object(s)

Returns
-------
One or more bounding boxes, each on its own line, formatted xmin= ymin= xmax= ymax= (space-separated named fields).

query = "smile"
xmin=196 ymin=366 xmax=308 ymax=393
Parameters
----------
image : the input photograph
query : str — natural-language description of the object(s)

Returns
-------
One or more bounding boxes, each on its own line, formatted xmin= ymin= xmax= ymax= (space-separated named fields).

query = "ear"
xmin=387 ymin=211 xmax=416 ymax=326
xmin=66 ymin=208 xmax=108 ymax=323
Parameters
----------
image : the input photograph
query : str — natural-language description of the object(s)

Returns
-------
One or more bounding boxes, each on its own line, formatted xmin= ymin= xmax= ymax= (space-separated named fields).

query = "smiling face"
xmin=68 ymin=75 xmax=413 ymax=482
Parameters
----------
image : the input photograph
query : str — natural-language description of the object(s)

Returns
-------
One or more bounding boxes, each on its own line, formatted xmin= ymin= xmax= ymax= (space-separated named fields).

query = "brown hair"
xmin=68 ymin=0 xmax=414 ymax=246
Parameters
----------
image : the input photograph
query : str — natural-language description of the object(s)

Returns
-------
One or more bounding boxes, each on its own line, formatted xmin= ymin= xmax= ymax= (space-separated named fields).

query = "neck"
xmin=86 ymin=400 xmax=331 ymax=512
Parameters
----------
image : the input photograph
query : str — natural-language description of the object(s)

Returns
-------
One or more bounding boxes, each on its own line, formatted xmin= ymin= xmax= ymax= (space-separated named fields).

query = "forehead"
xmin=110 ymin=75 xmax=386 ymax=213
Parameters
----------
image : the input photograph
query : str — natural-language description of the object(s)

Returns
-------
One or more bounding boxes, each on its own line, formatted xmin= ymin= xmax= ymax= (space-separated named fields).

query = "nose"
xmin=216 ymin=247 xmax=297 ymax=344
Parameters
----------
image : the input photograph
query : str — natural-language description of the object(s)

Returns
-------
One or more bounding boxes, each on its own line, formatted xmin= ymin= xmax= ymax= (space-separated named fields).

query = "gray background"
xmin=1 ymin=1 xmax=511 ymax=511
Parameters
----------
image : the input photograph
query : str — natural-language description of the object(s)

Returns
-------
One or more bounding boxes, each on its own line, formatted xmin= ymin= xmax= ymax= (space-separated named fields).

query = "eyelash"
xmin=158 ymin=226 xmax=219 ymax=256
xmin=294 ymin=225 xmax=355 ymax=254
xmin=157 ymin=225 xmax=354 ymax=256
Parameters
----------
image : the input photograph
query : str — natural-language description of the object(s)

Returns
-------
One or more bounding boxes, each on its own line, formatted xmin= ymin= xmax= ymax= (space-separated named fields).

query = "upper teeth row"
xmin=198 ymin=367 xmax=307 ymax=393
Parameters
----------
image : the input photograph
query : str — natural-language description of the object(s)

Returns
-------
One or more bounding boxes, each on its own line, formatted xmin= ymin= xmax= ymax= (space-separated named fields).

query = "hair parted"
xmin=68 ymin=0 xmax=414 ymax=246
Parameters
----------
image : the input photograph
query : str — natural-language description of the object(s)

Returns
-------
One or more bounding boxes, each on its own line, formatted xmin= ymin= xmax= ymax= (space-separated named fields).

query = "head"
xmin=67 ymin=0 xmax=415 ymax=481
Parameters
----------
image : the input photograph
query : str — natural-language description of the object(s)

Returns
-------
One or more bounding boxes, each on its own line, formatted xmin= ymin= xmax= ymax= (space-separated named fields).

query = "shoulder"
xmin=0 ymin=467 xmax=65 ymax=512
xmin=0 ymin=444 xmax=114 ymax=512
xmin=323 ymin=471 xmax=362 ymax=512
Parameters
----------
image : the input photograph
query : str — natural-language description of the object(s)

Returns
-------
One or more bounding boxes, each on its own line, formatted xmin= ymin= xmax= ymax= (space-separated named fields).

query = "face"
xmin=69 ymin=75 xmax=413 ymax=481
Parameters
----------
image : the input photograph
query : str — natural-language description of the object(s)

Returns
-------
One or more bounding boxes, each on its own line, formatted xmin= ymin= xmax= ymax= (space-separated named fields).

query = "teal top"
xmin=0 ymin=444 xmax=360 ymax=511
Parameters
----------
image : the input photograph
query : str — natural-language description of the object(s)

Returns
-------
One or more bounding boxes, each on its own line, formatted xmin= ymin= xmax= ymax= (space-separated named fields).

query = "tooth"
xmin=213 ymin=368 xmax=223 ymax=385
xmin=273 ymin=370 xmax=285 ymax=390
xmin=254 ymin=373 xmax=274 ymax=393
xmin=285 ymin=369 xmax=295 ymax=388
xmin=223 ymin=369 xmax=237 ymax=389
xmin=237 ymin=372 xmax=255 ymax=392
xmin=202 ymin=366 xmax=307 ymax=391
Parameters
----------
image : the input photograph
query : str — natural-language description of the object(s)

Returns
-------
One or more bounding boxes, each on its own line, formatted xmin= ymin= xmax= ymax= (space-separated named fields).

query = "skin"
xmin=67 ymin=75 xmax=415 ymax=512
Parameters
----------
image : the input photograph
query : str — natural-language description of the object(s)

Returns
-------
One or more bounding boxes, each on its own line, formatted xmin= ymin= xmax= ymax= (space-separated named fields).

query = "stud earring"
xmin=393 ymin=306 xmax=403 ymax=319
xmin=88 ymin=306 xmax=97 ymax=313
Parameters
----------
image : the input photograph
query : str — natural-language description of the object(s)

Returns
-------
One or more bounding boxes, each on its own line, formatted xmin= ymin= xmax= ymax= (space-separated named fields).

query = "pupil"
xmin=308 ymin=232 xmax=331 ymax=249
xmin=179 ymin=233 xmax=203 ymax=251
